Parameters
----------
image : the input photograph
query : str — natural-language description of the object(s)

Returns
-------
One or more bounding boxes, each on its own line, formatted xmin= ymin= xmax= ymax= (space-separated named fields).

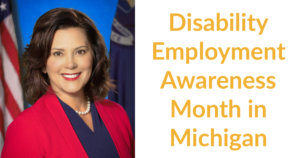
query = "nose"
xmin=65 ymin=54 xmax=77 ymax=69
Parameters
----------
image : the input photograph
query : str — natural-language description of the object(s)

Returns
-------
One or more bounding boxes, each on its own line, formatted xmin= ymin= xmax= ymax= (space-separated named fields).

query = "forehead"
xmin=51 ymin=27 xmax=89 ymax=48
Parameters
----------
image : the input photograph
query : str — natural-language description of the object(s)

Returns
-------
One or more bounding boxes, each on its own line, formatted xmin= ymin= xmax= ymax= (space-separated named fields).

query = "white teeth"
xmin=62 ymin=74 xmax=79 ymax=78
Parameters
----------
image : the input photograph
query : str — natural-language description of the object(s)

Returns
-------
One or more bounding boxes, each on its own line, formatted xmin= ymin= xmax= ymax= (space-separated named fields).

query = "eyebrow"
xmin=75 ymin=46 xmax=89 ymax=50
xmin=51 ymin=45 xmax=89 ymax=51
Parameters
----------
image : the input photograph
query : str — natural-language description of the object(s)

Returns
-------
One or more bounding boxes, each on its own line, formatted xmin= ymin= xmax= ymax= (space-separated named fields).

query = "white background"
xmin=136 ymin=0 xmax=300 ymax=157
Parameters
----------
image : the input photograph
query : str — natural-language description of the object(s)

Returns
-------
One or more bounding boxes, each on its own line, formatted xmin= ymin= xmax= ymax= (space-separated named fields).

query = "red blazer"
xmin=1 ymin=92 xmax=134 ymax=158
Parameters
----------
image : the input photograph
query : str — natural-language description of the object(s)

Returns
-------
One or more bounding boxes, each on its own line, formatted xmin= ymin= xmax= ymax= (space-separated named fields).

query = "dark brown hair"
xmin=22 ymin=8 xmax=114 ymax=104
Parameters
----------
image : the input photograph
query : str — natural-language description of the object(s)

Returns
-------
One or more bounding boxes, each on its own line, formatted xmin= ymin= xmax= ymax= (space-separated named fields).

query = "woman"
xmin=1 ymin=8 xmax=134 ymax=158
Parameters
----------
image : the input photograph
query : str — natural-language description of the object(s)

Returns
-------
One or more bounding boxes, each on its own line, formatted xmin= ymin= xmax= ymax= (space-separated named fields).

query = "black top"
xmin=58 ymin=97 xmax=119 ymax=158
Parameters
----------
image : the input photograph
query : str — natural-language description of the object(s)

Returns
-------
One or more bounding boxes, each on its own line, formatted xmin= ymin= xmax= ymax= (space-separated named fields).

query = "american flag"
xmin=0 ymin=0 xmax=23 ymax=151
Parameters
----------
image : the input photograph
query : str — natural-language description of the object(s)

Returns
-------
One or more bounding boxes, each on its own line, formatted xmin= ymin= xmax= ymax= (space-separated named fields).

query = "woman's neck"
xmin=55 ymin=90 xmax=88 ymax=111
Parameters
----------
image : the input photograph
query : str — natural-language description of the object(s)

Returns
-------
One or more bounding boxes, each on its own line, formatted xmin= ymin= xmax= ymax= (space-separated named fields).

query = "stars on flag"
xmin=0 ymin=2 xmax=7 ymax=12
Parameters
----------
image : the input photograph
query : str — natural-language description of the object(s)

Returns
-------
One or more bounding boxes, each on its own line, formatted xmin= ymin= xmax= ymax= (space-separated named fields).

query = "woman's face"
xmin=45 ymin=27 xmax=93 ymax=97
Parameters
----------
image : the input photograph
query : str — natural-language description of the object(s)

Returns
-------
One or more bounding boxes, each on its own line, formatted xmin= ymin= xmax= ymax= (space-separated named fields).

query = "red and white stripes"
xmin=0 ymin=12 xmax=23 ymax=150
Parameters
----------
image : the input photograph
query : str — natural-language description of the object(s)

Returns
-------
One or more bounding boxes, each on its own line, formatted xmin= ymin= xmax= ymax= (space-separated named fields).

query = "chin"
xmin=62 ymin=86 xmax=84 ymax=95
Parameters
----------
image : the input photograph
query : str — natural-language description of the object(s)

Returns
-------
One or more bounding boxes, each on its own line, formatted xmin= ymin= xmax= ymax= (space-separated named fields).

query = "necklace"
xmin=75 ymin=98 xmax=90 ymax=115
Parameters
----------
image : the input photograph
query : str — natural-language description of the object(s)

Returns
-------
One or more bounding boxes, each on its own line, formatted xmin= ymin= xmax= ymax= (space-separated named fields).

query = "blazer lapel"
xmin=43 ymin=92 xmax=88 ymax=158
xmin=95 ymin=101 xmax=120 ymax=156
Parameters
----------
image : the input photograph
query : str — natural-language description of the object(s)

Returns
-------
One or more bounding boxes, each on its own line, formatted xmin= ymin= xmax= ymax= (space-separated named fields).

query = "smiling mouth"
xmin=62 ymin=73 xmax=81 ymax=81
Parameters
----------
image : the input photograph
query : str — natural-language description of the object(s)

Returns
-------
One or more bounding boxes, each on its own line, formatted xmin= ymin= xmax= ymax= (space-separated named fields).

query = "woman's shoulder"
xmin=96 ymin=99 xmax=120 ymax=106
xmin=6 ymin=93 xmax=55 ymax=134
xmin=5 ymin=104 xmax=41 ymax=138
xmin=12 ymin=95 xmax=48 ymax=122
xmin=11 ymin=101 xmax=38 ymax=124
xmin=94 ymin=99 xmax=134 ymax=158
xmin=2 ymin=98 xmax=46 ymax=157
xmin=95 ymin=99 xmax=127 ymax=113
xmin=94 ymin=99 xmax=131 ymax=131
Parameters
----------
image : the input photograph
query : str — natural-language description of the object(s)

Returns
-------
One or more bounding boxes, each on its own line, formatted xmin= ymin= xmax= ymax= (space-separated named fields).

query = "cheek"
xmin=45 ymin=58 xmax=62 ymax=73
xmin=82 ymin=54 xmax=93 ymax=71
xmin=83 ymin=62 xmax=93 ymax=75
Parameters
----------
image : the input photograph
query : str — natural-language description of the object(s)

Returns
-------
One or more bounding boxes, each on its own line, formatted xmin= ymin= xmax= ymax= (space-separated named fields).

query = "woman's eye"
xmin=76 ymin=49 xmax=86 ymax=55
xmin=53 ymin=51 xmax=63 ymax=56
